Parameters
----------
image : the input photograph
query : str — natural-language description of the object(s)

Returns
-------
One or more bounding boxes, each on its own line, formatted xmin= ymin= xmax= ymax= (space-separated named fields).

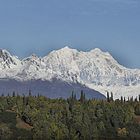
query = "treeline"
xmin=0 ymin=91 xmax=140 ymax=139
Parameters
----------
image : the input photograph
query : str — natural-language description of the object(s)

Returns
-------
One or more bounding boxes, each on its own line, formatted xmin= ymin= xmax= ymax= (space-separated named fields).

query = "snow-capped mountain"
xmin=0 ymin=47 xmax=140 ymax=99
xmin=0 ymin=49 xmax=22 ymax=78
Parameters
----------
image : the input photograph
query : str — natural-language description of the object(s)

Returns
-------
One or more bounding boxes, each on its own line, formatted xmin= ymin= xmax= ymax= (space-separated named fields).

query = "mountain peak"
xmin=90 ymin=48 xmax=112 ymax=58
xmin=31 ymin=53 xmax=38 ymax=59
xmin=90 ymin=48 xmax=105 ymax=54
xmin=0 ymin=49 xmax=20 ymax=69
xmin=23 ymin=54 xmax=39 ymax=62
xmin=92 ymin=48 xmax=102 ymax=52
xmin=48 ymin=46 xmax=78 ymax=57
xmin=63 ymin=46 xmax=71 ymax=50
xmin=0 ymin=49 xmax=11 ymax=57
xmin=59 ymin=46 xmax=77 ymax=52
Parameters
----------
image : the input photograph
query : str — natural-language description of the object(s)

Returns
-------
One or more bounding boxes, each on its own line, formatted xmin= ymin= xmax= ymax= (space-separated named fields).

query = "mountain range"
xmin=0 ymin=47 xmax=140 ymax=99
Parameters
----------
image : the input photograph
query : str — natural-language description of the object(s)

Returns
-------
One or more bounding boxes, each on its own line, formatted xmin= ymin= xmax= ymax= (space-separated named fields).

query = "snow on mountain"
xmin=43 ymin=47 xmax=81 ymax=82
xmin=0 ymin=49 xmax=20 ymax=68
xmin=0 ymin=47 xmax=140 ymax=99
xmin=0 ymin=49 xmax=22 ymax=78
xmin=16 ymin=54 xmax=58 ymax=81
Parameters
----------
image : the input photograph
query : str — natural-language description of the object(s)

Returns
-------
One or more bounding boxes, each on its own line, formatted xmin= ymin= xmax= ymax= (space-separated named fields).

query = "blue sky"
xmin=0 ymin=0 xmax=140 ymax=68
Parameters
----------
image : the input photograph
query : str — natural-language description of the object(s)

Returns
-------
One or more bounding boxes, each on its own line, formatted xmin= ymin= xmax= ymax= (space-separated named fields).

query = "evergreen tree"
xmin=29 ymin=90 xmax=32 ymax=96
xmin=74 ymin=94 xmax=77 ymax=101
xmin=107 ymin=91 xmax=110 ymax=102
xmin=22 ymin=93 xmax=29 ymax=106
xmin=128 ymin=97 xmax=130 ymax=102
xmin=110 ymin=92 xmax=113 ymax=101
xmin=12 ymin=91 xmax=16 ymax=97
xmin=71 ymin=91 xmax=74 ymax=100
xmin=37 ymin=93 xmax=40 ymax=98
xmin=130 ymin=97 xmax=133 ymax=102
xmin=135 ymin=98 xmax=138 ymax=102
xmin=80 ymin=90 xmax=85 ymax=103
xmin=124 ymin=97 xmax=126 ymax=103
xmin=1 ymin=93 xmax=4 ymax=97
xmin=121 ymin=96 xmax=123 ymax=103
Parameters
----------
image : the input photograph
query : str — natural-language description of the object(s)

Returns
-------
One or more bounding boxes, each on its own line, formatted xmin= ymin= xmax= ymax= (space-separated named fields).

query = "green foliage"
xmin=0 ymin=123 xmax=13 ymax=140
xmin=0 ymin=93 xmax=140 ymax=139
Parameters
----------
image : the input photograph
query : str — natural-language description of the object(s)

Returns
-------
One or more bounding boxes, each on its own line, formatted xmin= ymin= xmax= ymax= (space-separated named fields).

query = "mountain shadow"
xmin=0 ymin=78 xmax=105 ymax=99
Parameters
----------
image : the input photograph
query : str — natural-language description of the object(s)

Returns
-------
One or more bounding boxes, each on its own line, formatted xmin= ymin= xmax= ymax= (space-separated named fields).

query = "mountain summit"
xmin=0 ymin=47 xmax=139 ymax=99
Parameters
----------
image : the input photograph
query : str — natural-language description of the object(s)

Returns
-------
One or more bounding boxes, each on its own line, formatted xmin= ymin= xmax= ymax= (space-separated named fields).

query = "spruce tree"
xmin=135 ymin=98 xmax=138 ymax=102
xmin=110 ymin=92 xmax=113 ymax=101
xmin=74 ymin=94 xmax=77 ymax=101
xmin=80 ymin=90 xmax=85 ymax=103
xmin=107 ymin=91 xmax=110 ymax=102
xmin=12 ymin=91 xmax=16 ymax=97
xmin=121 ymin=96 xmax=123 ymax=103
xmin=29 ymin=90 xmax=32 ymax=96
xmin=124 ymin=97 xmax=126 ymax=103
xmin=130 ymin=97 xmax=133 ymax=102
xmin=71 ymin=91 xmax=74 ymax=100
xmin=128 ymin=97 xmax=130 ymax=102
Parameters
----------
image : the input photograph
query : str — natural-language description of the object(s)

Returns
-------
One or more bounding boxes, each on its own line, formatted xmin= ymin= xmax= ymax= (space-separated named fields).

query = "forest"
xmin=0 ymin=91 xmax=140 ymax=140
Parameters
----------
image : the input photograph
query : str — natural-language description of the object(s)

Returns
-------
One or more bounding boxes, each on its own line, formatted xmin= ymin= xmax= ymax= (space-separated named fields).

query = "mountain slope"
xmin=0 ymin=79 xmax=105 ymax=99
xmin=0 ymin=47 xmax=139 ymax=99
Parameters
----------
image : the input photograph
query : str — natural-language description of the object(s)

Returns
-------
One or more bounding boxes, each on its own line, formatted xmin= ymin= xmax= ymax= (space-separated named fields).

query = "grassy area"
xmin=0 ymin=111 xmax=33 ymax=139
xmin=16 ymin=117 xmax=33 ymax=130
xmin=0 ymin=111 xmax=16 ymax=128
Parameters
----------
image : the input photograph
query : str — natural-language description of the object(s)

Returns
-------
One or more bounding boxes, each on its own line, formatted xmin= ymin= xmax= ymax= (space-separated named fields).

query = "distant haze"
xmin=0 ymin=0 xmax=140 ymax=68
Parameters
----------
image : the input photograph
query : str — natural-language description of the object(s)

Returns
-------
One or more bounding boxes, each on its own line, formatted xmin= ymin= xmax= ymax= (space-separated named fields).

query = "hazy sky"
xmin=0 ymin=0 xmax=140 ymax=68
